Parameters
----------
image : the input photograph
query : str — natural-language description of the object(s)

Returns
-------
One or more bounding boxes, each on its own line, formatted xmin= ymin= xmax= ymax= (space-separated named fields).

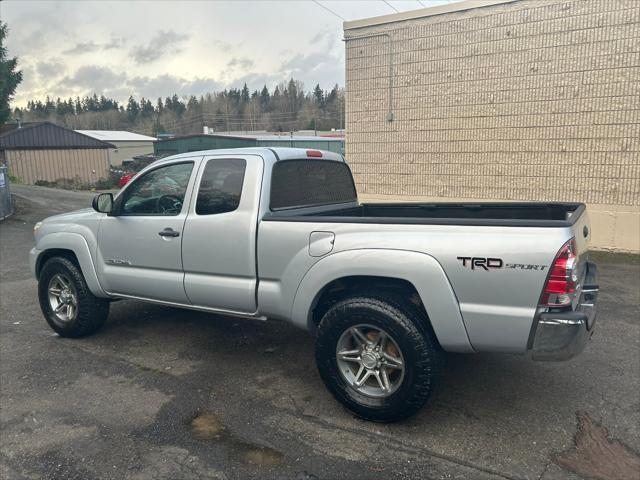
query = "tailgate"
xmin=570 ymin=207 xmax=592 ymax=295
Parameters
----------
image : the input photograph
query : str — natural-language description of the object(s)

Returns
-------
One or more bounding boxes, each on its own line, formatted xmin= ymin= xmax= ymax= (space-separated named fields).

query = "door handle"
xmin=158 ymin=228 xmax=180 ymax=238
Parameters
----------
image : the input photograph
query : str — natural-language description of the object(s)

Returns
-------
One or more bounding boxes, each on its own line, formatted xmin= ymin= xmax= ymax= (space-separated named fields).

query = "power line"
xmin=311 ymin=0 xmax=345 ymax=21
xmin=382 ymin=0 xmax=399 ymax=12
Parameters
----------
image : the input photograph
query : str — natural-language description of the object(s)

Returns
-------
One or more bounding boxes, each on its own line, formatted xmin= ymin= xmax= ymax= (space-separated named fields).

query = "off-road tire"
xmin=315 ymin=290 xmax=442 ymax=422
xmin=38 ymin=256 xmax=109 ymax=338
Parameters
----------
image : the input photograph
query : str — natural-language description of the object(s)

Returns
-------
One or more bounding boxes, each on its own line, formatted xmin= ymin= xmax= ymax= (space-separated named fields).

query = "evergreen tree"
xmin=241 ymin=83 xmax=250 ymax=104
xmin=126 ymin=96 xmax=140 ymax=121
xmin=186 ymin=95 xmax=198 ymax=113
xmin=0 ymin=22 xmax=22 ymax=125
xmin=140 ymin=97 xmax=154 ymax=117
xmin=44 ymin=96 xmax=55 ymax=116
xmin=90 ymin=94 xmax=99 ymax=111
xmin=170 ymin=94 xmax=185 ymax=116
xmin=313 ymin=84 xmax=324 ymax=108
xmin=259 ymin=85 xmax=270 ymax=110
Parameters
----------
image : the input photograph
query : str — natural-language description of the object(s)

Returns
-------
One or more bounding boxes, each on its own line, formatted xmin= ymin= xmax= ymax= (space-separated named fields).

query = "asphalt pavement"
xmin=1 ymin=185 xmax=639 ymax=480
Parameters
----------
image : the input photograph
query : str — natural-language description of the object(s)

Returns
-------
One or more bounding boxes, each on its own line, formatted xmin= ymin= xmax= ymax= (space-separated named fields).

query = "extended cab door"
xmin=181 ymin=155 xmax=262 ymax=313
xmin=96 ymin=160 xmax=197 ymax=303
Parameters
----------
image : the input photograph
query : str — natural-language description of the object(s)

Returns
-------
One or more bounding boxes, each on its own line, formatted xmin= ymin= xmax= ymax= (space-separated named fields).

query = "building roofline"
xmin=158 ymin=147 xmax=345 ymax=163
xmin=155 ymin=133 xmax=344 ymax=144
xmin=0 ymin=121 xmax=43 ymax=138
xmin=343 ymin=0 xmax=518 ymax=31
xmin=0 ymin=121 xmax=116 ymax=149
xmin=75 ymin=130 xmax=157 ymax=142
xmin=72 ymin=129 xmax=117 ymax=148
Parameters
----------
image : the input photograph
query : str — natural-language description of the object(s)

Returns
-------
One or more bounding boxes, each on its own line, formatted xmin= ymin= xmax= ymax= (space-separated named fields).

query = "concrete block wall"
xmin=344 ymin=0 xmax=639 ymax=252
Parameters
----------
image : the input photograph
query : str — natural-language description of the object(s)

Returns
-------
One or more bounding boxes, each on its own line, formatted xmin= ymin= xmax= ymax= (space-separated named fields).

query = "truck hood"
xmin=35 ymin=208 xmax=104 ymax=246
xmin=42 ymin=208 xmax=99 ymax=224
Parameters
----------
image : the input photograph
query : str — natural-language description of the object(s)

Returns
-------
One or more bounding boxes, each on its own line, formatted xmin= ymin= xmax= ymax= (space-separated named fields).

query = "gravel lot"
xmin=1 ymin=185 xmax=639 ymax=480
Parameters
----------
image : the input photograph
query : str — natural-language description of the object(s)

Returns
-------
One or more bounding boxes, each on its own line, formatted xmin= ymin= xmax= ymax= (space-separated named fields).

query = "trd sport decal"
xmin=457 ymin=257 xmax=502 ymax=270
xmin=457 ymin=257 xmax=547 ymax=271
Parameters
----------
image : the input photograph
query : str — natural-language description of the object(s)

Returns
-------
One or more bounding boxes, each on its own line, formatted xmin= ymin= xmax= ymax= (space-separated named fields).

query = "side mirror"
xmin=92 ymin=193 xmax=114 ymax=214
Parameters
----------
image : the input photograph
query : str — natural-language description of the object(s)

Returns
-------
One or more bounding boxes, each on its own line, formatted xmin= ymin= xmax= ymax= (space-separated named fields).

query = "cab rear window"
xmin=270 ymin=160 xmax=357 ymax=210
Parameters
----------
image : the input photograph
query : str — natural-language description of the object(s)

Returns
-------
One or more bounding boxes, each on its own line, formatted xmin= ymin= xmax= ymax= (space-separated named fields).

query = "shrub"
xmin=93 ymin=177 xmax=118 ymax=190
xmin=34 ymin=180 xmax=55 ymax=187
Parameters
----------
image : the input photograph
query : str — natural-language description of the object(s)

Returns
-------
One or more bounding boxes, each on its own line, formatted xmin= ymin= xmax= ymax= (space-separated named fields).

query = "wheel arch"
xmin=310 ymin=275 xmax=425 ymax=330
xmin=35 ymin=248 xmax=79 ymax=278
xmin=291 ymin=249 xmax=474 ymax=353
xmin=34 ymin=233 xmax=107 ymax=298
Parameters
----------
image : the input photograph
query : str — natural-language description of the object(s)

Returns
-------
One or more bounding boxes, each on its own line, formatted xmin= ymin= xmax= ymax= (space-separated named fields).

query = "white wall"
xmin=107 ymin=141 xmax=154 ymax=166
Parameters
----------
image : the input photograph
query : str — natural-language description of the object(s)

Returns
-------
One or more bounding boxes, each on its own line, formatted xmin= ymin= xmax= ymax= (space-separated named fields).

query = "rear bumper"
xmin=530 ymin=262 xmax=598 ymax=361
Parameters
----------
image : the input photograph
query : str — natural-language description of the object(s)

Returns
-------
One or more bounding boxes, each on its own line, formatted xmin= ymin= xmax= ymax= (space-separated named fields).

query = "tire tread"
xmin=38 ymin=256 xmax=109 ymax=338
xmin=315 ymin=289 xmax=442 ymax=422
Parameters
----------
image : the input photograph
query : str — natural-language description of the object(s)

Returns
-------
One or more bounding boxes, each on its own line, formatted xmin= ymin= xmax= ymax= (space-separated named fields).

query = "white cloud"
xmin=63 ymin=65 xmax=125 ymax=91
xmin=130 ymin=30 xmax=190 ymax=64
xmin=4 ymin=0 xmax=461 ymax=106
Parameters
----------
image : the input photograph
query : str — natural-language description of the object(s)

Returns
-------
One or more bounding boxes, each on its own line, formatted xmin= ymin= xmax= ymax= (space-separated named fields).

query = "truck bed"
xmin=263 ymin=202 xmax=586 ymax=227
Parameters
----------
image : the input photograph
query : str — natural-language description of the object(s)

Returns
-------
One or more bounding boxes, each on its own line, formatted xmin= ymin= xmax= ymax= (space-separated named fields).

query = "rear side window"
xmin=196 ymin=159 xmax=246 ymax=215
xmin=270 ymin=160 xmax=357 ymax=210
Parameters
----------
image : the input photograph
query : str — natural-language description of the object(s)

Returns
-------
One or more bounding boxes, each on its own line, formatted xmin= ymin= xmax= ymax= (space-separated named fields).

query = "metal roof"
xmin=155 ymin=133 xmax=343 ymax=144
xmin=76 ymin=130 xmax=157 ymax=142
xmin=0 ymin=122 xmax=114 ymax=150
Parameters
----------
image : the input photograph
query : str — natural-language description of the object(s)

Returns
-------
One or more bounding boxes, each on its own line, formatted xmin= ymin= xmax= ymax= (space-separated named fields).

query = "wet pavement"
xmin=1 ymin=185 xmax=639 ymax=480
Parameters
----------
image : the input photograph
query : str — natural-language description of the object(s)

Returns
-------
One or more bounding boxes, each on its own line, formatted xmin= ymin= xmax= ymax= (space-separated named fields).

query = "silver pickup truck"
xmin=30 ymin=147 xmax=599 ymax=421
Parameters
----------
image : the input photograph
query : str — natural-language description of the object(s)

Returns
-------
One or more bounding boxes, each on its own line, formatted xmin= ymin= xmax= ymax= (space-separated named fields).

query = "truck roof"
xmin=160 ymin=147 xmax=345 ymax=164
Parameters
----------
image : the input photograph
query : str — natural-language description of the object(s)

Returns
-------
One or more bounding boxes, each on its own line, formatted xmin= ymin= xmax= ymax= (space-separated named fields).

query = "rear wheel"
xmin=315 ymin=291 xmax=441 ymax=422
xmin=38 ymin=256 xmax=109 ymax=338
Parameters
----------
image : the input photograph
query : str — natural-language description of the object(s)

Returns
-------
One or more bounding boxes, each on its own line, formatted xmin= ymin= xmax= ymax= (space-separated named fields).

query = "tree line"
xmin=13 ymin=79 xmax=345 ymax=136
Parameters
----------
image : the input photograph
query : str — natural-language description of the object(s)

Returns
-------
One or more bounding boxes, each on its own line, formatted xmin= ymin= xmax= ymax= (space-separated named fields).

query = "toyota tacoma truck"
xmin=30 ymin=147 xmax=599 ymax=422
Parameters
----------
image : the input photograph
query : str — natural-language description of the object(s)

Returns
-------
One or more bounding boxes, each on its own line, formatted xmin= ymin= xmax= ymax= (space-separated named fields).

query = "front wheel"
xmin=315 ymin=292 xmax=441 ymax=422
xmin=38 ymin=256 xmax=109 ymax=338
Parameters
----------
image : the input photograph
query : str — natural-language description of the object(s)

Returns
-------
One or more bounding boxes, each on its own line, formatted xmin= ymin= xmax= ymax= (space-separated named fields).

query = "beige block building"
xmin=344 ymin=0 xmax=639 ymax=252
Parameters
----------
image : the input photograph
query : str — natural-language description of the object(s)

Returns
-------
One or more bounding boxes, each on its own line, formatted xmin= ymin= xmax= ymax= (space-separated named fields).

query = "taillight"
xmin=306 ymin=150 xmax=323 ymax=158
xmin=539 ymin=238 xmax=579 ymax=308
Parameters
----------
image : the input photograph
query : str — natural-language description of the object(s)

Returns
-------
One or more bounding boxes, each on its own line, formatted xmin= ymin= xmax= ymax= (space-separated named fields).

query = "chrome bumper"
xmin=531 ymin=262 xmax=598 ymax=361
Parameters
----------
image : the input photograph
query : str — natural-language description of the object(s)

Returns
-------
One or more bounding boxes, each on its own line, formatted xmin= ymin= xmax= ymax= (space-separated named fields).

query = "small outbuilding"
xmin=76 ymin=130 xmax=156 ymax=166
xmin=0 ymin=122 xmax=113 ymax=186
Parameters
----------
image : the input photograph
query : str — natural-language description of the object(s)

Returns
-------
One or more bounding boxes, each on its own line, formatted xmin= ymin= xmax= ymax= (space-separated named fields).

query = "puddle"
xmin=189 ymin=411 xmax=284 ymax=467
xmin=190 ymin=412 xmax=225 ymax=439
xmin=243 ymin=446 xmax=284 ymax=466
xmin=554 ymin=411 xmax=640 ymax=480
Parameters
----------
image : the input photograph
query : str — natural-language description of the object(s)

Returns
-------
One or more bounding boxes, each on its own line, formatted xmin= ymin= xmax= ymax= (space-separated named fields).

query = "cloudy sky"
xmin=3 ymin=0 xmax=458 ymax=107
